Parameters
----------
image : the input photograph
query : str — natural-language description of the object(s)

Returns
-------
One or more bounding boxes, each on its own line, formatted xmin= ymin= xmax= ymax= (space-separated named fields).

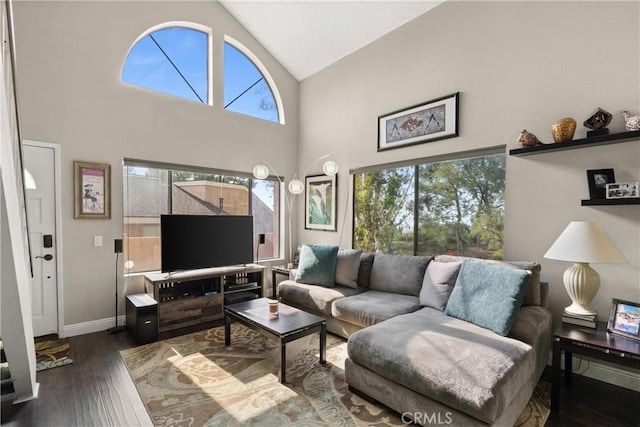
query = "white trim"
xmin=23 ymin=140 xmax=65 ymax=338
xmin=64 ymin=315 xmax=126 ymax=338
xmin=12 ymin=383 xmax=39 ymax=404
xmin=224 ymin=34 xmax=285 ymax=124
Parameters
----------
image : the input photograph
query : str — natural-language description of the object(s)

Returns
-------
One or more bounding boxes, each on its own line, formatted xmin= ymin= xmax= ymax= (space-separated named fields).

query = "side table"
xmin=271 ymin=265 xmax=293 ymax=298
xmin=551 ymin=321 xmax=640 ymax=413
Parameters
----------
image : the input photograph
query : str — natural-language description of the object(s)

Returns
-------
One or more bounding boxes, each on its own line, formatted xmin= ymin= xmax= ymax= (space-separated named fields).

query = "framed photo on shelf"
xmin=378 ymin=92 xmax=459 ymax=152
xmin=74 ymin=161 xmax=111 ymax=219
xmin=305 ymin=174 xmax=337 ymax=231
xmin=607 ymin=298 xmax=640 ymax=341
xmin=586 ymin=168 xmax=615 ymax=200
xmin=606 ymin=182 xmax=639 ymax=199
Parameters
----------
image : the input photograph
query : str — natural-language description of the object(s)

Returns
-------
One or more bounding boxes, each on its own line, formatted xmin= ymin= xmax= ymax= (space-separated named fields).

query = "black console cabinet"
xmin=126 ymin=293 xmax=159 ymax=344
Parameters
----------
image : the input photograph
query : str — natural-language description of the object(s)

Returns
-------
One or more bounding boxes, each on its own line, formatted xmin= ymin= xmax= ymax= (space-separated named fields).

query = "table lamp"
xmin=544 ymin=221 xmax=626 ymax=316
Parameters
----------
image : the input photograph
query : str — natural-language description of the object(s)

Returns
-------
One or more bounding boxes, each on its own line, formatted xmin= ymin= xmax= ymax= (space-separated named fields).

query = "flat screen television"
xmin=161 ymin=214 xmax=254 ymax=273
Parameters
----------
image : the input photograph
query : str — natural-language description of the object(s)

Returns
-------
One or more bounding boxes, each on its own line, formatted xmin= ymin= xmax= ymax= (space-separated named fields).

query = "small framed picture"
xmin=74 ymin=161 xmax=111 ymax=219
xmin=606 ymin=182 xmax=639 ymax=199
xmin=586 ymin=168 xmax=615 ymax=200
xmin=607 ymin=298 xmax=640 ymax=341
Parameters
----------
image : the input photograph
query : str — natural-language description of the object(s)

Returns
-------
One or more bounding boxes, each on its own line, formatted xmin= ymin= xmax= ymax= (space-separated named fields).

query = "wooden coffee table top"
xmin=224 ymin=297 xmax=325 ymax=337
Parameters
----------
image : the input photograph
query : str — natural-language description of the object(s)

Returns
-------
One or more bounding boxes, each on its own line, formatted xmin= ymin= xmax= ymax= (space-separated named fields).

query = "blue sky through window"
xmin=122 ymin=26 xmax=279 ymax=123
xmin=224 ymin=42 xmax=278 ymax=123
xmin=122 ymin=27 xmax=208 ymax=103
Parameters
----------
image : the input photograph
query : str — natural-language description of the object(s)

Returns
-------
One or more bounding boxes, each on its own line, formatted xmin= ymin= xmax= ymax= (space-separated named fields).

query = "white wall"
xmin=12 ymin=1 xmax=299 ymax=327
xmin=298 ymin=1 xmax=640 ymax=324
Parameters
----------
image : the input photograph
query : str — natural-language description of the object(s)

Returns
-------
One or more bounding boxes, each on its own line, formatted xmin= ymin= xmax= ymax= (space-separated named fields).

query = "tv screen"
xmin=161 ymin=215 xmax=254 ymax=273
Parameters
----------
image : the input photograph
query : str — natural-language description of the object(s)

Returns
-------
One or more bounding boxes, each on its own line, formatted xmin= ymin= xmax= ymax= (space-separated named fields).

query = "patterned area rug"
xmin=35 ymin=338 xmax=73 ymax=372
xmin=121 ymin=325 xmax=549 ymax=426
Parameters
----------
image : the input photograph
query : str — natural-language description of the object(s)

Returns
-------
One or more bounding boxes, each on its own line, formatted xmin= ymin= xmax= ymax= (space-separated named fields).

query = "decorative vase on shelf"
xmin=623 ymin=111 xmax=640 ymax=131
xmin=583 ymin=107 xmax=612 ymax=137
xmin=551 ymin=118 xmax=577 ymax=143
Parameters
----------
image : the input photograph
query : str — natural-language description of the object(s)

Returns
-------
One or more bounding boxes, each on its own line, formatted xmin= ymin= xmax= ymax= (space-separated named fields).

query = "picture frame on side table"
xmin=607 ymin=298 xmax=640 ymax=341
xmin=74 ymin=161 xmax=111 ymax=219
xmin=606 ymin=182 xmax=639 ymax=199
xmin=305 ymin=174 xmax=337 ymax=231
xmin=586 ymin=168 xmax=615 ymax=200
xmin=378 ymin=92 xmax=459 ymax=151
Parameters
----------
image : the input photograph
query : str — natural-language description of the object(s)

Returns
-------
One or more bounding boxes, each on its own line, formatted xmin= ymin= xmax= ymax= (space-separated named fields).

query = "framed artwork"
xmin=586 ymin=168 xmax=615 ymax=200
xmin=74 ymin=161 xmax=111 ymax=219
xmin=305 ymin=174 xmax=337 ymax=231
xmin=378 ymin=92 xmax=459 ymax=151
xmin=606 ymin=182 xmax=639 ymax=199
xmin=607 ymin=298 xmax=640 ymax=341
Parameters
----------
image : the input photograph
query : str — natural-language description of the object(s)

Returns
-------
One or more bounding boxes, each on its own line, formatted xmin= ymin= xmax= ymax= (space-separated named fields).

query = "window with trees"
xmin=223 ymin=37 xmax=281 ymax=123
xmin=354 ymin=153 xmax=505 ymax=259
xmin=123 ymin=160 xmax=280 ymax=274
xmin=122 ymin=25 xmax=210 ymax=103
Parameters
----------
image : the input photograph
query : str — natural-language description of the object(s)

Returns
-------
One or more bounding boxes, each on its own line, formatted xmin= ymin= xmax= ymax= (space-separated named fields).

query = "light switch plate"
xmin=94 ymin=236 xmax=103 ymax=247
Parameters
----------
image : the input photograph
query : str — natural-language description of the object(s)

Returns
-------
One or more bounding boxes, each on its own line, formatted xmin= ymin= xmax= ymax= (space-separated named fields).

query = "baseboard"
xmin=13 ymin=382 xmax=39 ymax=404
xmin=549 ymin=352 xmax=640 ymax=392
xmin=64 ymin=315 xmax=126 ymax=338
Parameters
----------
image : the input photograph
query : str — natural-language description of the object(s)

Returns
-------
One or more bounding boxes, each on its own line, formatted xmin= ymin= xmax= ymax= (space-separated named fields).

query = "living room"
xmin=1 ymin=0 xmax=638 ymax=426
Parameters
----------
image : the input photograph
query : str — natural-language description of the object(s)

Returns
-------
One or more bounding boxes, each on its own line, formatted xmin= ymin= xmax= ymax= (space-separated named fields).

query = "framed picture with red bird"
xmin=378 ymin=92 xmax=459 ymax=151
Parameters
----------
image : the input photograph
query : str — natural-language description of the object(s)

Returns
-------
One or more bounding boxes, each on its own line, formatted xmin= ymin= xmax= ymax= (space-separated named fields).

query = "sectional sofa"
xmin=277 ymin=246 xmax=552 ymax=426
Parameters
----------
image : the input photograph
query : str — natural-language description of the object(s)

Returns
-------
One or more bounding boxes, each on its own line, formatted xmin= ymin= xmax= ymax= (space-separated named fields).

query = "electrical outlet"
xmin=94 ymin=236 xmax=103 ymax=247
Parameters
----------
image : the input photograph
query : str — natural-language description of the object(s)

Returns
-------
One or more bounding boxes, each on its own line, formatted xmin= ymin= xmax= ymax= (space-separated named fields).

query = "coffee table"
xmin=224 ymin=297 xmax=326 ymax=383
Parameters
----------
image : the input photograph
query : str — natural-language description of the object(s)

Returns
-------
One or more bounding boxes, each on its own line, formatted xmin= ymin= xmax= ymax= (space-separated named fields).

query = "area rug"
xmin=35 ymin=338 xmax=73 ymax=372
xmin=121 ymin=325 xmax=549 ymax=426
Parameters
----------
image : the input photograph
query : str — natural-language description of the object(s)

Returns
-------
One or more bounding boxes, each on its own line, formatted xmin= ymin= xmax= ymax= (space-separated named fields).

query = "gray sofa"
xmin=278 ymin=250 xmax=552 ymax=426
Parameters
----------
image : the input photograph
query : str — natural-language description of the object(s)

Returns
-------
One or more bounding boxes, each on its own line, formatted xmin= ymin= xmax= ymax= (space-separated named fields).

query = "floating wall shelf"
xmin=581 ymin=198 xmax=640 ymax=206
xmin=509 ymin=130 xmax=640 ymax=157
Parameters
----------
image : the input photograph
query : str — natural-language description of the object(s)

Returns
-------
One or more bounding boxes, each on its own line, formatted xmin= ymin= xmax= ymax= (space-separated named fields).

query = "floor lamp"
xmin=108 ymin=239 xmax=125 ymax=333
xmin=253 ymin=155 xmax=338 ymax=267
xmin=544 ymin=221 xmax=626 ymax=316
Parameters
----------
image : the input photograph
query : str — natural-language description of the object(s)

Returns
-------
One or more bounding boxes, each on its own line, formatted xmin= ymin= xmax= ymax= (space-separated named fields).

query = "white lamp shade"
xmin=288 ymin=179 xmax=304 ymax=195
xmin=322 ymin=160 xmax=339 ymax=176
xmin=544 ymin=221 xmax=626 ymax=264
xmin=253 ymin=164 xmax=269 ymax=180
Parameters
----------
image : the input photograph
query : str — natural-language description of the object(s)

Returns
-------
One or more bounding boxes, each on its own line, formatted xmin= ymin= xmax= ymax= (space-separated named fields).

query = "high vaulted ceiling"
xmin=219 ymin=0 xmax=445 ymax=81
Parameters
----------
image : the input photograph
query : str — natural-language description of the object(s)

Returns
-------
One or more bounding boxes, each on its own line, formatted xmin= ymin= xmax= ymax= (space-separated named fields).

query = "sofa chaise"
xmin=277 ymin=245 xmax=552 ymax=426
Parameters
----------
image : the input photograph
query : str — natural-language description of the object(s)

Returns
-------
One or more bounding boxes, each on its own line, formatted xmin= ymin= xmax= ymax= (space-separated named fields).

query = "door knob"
xmin=36 ymin=254 xmax=54 ymax=261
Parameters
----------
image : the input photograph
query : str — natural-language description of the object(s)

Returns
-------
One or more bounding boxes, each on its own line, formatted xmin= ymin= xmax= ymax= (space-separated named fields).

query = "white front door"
xmin=23 ymin=142 xmax=60 ymax=337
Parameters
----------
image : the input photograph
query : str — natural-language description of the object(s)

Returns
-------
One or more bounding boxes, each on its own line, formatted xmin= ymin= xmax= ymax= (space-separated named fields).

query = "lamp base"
xmin=564 ymin=302 xmax=597 ymax=317
xmin=562 ymin=262 xmax=600 ymax=317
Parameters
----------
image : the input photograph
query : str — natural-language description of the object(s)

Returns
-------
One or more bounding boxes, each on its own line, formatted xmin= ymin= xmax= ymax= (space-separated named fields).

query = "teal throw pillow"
xmin=295 ymin=244 xmax=339 ymax=287
xmin=444 ymin=260 xmax=531 ymax=336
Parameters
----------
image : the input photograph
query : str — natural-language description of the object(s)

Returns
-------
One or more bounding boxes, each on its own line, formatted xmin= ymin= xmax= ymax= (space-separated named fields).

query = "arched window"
xmin=224 ymin=36 xmax=284 ymax=124
xmin=122 ymin=23 xmax=211 ymax=104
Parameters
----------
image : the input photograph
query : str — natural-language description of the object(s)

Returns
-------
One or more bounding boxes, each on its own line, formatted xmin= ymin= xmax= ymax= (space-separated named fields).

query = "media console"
xmin=144 ymin=264 xmax=265 ymax=333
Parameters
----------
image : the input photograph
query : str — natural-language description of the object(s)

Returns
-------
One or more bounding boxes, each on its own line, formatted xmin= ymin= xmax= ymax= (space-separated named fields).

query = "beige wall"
xmin=12 ymin=1 xmax=299 ymax=326
xmin=10 ymin=0 xmax=640 ymax=330
xmin=298 ymin=1 xmax=640 ymax=323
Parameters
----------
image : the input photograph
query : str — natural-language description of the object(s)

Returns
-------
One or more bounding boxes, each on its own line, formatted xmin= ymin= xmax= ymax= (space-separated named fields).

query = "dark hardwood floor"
xmin=1 ymin=325 xmax=637 ymax=426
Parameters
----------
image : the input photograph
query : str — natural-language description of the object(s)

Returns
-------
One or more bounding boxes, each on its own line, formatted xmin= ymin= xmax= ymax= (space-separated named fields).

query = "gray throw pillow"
xmin=444 ymin=260 xmax=531 ymax=336
xmin=369 ymin=254 xmax=431 ymax=296
xmin=419 ymin=261 xmax=462 ymax=311
xmin=295 ymin=244 xmax=339 ymax=287
xmin=335 ymin=248 xmax=362 ymax=288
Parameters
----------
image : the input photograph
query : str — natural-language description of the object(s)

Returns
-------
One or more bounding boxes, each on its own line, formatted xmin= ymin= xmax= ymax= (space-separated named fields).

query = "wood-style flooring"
xmin=1 ymin=324 xmax=637 ymax=427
